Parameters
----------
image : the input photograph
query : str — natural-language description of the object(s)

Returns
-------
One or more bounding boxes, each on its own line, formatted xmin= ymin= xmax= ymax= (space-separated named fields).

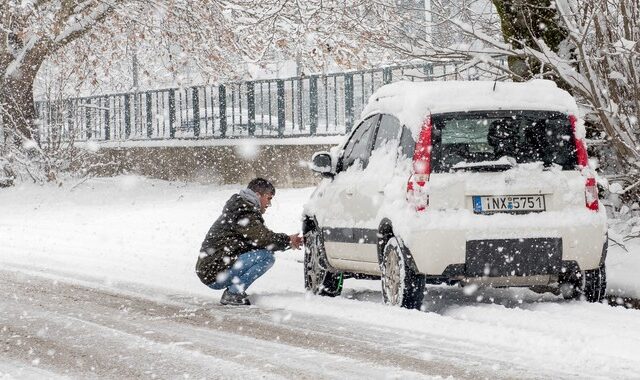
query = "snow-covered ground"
xmin=1 ymin=176 xmax=640 ymax=378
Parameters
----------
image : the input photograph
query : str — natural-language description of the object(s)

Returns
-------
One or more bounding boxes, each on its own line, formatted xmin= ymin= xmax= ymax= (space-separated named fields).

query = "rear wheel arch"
xmin=377 ymin=219 xmax=419 ymax=273
xmin=559 ymin=237 xmax=608 ymax=302
xmin=377 ymin=219 xmax=395 ymax=264
xmin=600 ymin=233 xmax=608 ymax=268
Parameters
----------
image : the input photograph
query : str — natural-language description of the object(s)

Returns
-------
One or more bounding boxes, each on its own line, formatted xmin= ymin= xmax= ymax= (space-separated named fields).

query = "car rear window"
xmin=430 ymin=111 xmax=577 ymax=172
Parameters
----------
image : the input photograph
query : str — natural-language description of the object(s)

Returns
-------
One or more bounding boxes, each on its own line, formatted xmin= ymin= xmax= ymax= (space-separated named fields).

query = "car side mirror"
xmin=310 ymin=151 xmax=334 ymax=177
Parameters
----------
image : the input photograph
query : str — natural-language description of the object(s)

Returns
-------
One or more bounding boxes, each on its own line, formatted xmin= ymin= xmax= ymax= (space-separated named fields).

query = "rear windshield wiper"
xmin=451 ymin=156 xmax=517 ymax=172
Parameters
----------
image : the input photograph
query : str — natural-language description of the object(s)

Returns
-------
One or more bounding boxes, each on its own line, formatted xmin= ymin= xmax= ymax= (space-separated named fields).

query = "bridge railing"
xmin=34 ymin=60 xmax=501 ymax=142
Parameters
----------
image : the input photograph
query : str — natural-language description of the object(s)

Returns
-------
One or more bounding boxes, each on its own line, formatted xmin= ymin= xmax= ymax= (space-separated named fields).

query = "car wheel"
xmin=380 ymin=236 xmax=425 ymax=310
xmin=579 ymin=264 xmax=607 ymax=303
xmin=561 ymin=239 xmax=607 ymax=302
xmin=304 ymin=227 xmax=343 ymax=297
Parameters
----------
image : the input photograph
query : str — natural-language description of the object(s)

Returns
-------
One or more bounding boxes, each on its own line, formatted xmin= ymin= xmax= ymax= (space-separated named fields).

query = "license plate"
xmin=473 ymin=195 xmax=545 ymax=213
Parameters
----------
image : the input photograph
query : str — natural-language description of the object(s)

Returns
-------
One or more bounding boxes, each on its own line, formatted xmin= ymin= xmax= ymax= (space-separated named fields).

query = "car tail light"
xmin=407 ymin=117 xmax=432 ymax=211
xmin=569 ymin=115 xmax=588 ymax=168
xmin=585 ymin=177 xmax=599 ymax=211
xmin=570 ymin=115 xmax=600 ymax=211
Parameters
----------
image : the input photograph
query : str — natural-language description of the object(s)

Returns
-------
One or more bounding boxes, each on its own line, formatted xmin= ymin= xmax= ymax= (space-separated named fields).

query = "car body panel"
xmin=403 ymin=211 xmax=606 ymax=276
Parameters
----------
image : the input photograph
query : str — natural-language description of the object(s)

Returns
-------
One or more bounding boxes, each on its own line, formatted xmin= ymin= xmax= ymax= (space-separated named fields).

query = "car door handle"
xmin=346 ymin=190 xmax=354 ymax=196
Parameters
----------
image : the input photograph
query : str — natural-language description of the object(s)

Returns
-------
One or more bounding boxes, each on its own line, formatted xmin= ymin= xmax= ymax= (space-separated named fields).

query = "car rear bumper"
xmin=402 ymin=210 xmax=607 ymax=276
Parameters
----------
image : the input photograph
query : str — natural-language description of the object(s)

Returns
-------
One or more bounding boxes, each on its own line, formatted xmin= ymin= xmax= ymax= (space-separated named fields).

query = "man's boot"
xmin=220 ymin=289 xmax=251 ymax=306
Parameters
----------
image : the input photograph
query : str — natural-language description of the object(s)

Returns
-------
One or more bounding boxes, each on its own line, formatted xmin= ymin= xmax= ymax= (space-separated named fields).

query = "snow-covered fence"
xmin=34 ymin=60 xmax=501 ymax=142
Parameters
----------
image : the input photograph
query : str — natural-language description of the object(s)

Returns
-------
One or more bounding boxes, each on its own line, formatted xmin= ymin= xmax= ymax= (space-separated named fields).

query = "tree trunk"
xmin=1 ymin=43 xmax=49 ymax=145
xmin=492 ymin=0 xmax=572 ymax=84
xmin=1 ymin=74 xmax=37 ymax=143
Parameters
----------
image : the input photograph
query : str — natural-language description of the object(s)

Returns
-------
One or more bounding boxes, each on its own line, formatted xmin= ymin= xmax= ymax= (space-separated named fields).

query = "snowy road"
xmin=2 ymin=267 xmax=640 ymax=379
xmin=0 ymin=269 xmax=502 ymax=379
xmin=1 ymin=176 xmax=640 ymax=379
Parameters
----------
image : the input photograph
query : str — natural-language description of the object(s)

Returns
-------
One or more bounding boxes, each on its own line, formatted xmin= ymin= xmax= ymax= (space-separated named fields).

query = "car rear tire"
xmin=561 ymin=238 xmax=607 ymax=303
xmin=561 ymin=264 xmax=607 ymax=303
xmin=304 ymin=228 xmax=343 ymax=297
xmin=381 ymin=237 xmax=425 ymax=310
xmin=579 ymin=265 xmax=607 ymax=303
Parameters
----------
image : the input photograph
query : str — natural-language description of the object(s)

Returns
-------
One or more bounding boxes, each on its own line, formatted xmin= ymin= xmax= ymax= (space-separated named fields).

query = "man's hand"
xmin=289 ymin=234 xmax=303 ymax=250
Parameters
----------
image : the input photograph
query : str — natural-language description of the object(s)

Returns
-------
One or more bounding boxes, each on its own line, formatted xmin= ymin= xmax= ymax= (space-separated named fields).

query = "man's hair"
xmin=248 ymin=177 xmax=276 ymax=195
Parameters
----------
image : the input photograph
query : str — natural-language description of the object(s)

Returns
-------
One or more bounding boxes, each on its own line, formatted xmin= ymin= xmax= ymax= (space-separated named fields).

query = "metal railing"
xmin=34 ymin=61 xmax=499 ymax=142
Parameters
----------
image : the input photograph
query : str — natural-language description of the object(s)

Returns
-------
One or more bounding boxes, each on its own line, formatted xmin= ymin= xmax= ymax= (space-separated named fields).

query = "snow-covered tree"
xmin=2 ymin=0 xmax=400 ymax=139
xmin=38 ymin=0 xmax=400 ymax=96
xmin=1 ymin=0 xmax=398 ymax=183
xmin=491 ymin=1 xmax=640 ymax=178
xmin=0 ymin=1 xmax=123 ymax=143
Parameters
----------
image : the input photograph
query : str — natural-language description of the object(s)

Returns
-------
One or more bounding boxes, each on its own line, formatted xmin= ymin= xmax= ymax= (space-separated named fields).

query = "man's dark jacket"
xmin=196 ymin=193 xmax=290 ymax=285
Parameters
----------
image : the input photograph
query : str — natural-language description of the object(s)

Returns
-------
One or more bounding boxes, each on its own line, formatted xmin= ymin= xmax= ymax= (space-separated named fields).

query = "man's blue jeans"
xmin=207 ymin=249 xmax=275 ymax=294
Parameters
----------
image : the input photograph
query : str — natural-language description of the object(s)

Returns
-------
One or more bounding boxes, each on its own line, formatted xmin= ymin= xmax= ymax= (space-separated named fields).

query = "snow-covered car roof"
xmin=361 ymin=79 xmax=580 ymax=136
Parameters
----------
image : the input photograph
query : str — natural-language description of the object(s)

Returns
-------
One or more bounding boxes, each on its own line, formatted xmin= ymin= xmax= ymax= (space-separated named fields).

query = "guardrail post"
xmin=192 ymin=87 xmax=200 ymax=137
xmin=85 ymin=99 xmax=92 ymax=139
xmin=246 ymin=82 xmax=255 ymax=136
xmin=344 ymin=73 xmax=354 ymax=133
xmin=383 ymin=68 xmax=392 ymax=84
xmin=104 ymin=111 xmax=110 ymax=140
xmin=219 ymin=85 xmax=227 ymax=138
xmin=145 ymin=92 xmax=153 ymax=138
xmin=424 ymin=63 xmax=434 ymax=81
xmin=66 ymin=100 xmax=74 ymax=138
xmin=276 ymin=80 xmax=285 ymax=137
xmin=169 ymin=89 xmax=176 ymax=138
xmin=124 ymin=94 xmax=131 ymax=138
xmin=309 ymin=75 xmax=318 ymax=135
xmin=104 ymin=98 xmax=110 ymax=140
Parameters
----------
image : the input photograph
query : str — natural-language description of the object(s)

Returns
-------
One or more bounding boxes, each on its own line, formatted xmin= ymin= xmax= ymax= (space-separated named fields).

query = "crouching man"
xmin=196 ymin=178 xmax=303 ymax=306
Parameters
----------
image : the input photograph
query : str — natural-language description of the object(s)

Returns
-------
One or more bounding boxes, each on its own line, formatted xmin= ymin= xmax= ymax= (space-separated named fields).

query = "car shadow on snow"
xmin=339 ymin=288 xmax=384 ymax=304
xmin=340 ymin=283 xmax=572 ymax=315
xmin=420 ymin=285 xmax=565 ymax=314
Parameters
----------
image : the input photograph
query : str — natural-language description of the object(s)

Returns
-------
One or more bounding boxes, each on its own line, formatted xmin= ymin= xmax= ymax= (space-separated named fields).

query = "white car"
xmin=302 ymin=80 xmax=607 ymax=309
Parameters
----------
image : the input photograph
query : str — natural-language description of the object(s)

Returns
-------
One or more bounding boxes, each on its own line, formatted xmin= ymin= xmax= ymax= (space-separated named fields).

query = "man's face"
xmin=258 ymin=192 xmax=274 ymax=214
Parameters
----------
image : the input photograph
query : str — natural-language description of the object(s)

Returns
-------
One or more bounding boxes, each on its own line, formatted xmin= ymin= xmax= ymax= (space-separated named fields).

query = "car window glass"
xmin=342 ymin=124 xmax=365 ymax=161
xmin=373 ymin=115 xmax=402 ymax=151
xmin=342 ymin=116 xmax=378 ymax=170
xmin=399 ymin=127 xmax=416 ymax=158
xmin=343 ymin=117 xmax=375 ymax=160
xmin=431 ymin=111 xmax=576 ymax=172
